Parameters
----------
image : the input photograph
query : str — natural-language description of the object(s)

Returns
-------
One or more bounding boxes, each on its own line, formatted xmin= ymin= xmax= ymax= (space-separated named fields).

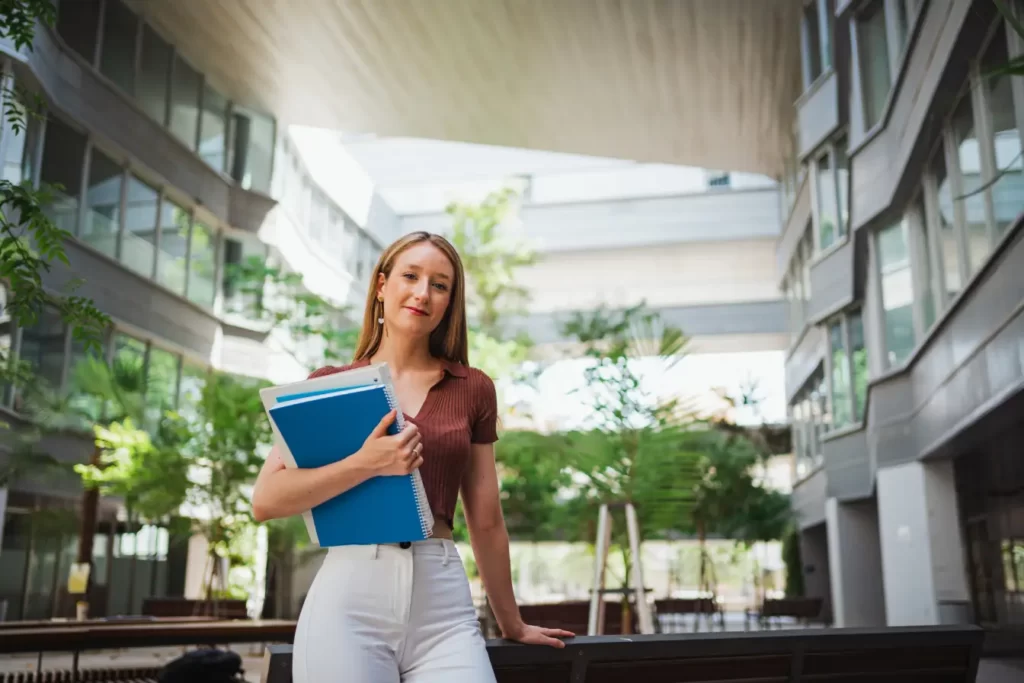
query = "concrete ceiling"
xmin=130 ymin=0 xmax=802 ymax=178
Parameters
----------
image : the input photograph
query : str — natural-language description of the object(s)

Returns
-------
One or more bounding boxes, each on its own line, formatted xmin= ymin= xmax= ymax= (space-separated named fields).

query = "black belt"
xmin=399 ymin=541 xmax=411 ymax=549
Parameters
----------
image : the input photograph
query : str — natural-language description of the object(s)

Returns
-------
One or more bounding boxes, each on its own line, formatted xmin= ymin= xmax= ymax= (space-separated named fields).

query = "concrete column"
xmin=0 ymin=487 xmax=7 ymax=552
xmin=798 ymin=524 xmax=833 ymax=624
xmin=183 ymin=533 xmax=209 ymax=599
xmin=825 ymin=497 xmax=886 ymax=627
xmin=876 ymin=460 xmax=971 ymax=626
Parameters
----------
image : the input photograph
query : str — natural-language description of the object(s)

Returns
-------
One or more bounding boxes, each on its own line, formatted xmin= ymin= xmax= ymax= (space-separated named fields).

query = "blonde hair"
xmin=352 ymin=231 xmax=469 ymax=366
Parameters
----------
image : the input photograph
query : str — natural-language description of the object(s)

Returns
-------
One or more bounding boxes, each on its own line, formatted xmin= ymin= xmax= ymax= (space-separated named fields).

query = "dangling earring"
xmin=377 ymin=296 xmax=384 ymax=325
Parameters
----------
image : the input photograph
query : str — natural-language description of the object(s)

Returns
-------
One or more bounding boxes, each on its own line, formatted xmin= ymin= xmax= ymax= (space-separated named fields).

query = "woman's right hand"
xmin=355 ymin=409 xmax=423 ymax=476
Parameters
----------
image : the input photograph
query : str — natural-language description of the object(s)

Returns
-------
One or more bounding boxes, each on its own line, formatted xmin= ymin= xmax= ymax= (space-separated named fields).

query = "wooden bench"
xmin=745 ymin=597 xmax=825 ymax=630
xmin=654 ymin=597 xmax=725 ymax=632
xmin=141 ymin=597 xmax=249 ymax=620
xmin=517 ymin=601 xmax=638 ymax=636
xmin=262 ymin=625 xmax=985 ymax=682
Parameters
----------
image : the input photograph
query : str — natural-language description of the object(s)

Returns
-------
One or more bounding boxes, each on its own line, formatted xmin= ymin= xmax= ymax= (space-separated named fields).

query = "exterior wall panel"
xmin=869 ymin=222 xmax=1024 ymax=468
xmin=792 ymin=467 xmax=828 ymax=530
xmin=776 ymin=175 xmax=811 ymax=279
xmin=786 ymin=326 xmax=826 ymax=402
xmin=797 ymin=71 xmax=841 ymax=160
xmin=824 ymin=428 xmax=872 ymax=501
xmin=808 ymin=238 xmax=855 ymax=323
xmin=41 ymin=239 xmax=221 ymax=360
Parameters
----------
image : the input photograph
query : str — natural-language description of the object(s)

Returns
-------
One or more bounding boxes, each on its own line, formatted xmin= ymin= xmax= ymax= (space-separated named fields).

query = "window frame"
xmin=868 ymin=14 xmax=1024 ymax=371
xmin=810 ymin=135 xmax=850 ymax=253
xmin=801 ymin=0 xmax=835 ymax=91
xmin=822 ymin=308 xmax=865 ymax=431
xmin=850 ymin=0 xmax=927 ymax=141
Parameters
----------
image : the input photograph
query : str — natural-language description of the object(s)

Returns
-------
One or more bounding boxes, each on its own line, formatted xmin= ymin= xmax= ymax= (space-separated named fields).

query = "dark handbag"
xmin=158 ymin=647 xmax=244 ymax=683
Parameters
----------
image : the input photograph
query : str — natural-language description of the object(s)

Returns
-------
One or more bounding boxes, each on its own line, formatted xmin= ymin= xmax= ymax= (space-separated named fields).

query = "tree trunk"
xmin=74 ymin=445 xmax=101 ymax=611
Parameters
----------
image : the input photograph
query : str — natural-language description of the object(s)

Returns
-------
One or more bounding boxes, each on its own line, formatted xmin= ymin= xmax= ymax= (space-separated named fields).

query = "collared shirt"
xmin=308 ymin=357 xmax=498 ymax=528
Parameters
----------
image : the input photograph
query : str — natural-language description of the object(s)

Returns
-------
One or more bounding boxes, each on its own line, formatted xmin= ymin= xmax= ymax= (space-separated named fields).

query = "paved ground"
xmin=978 ymin=658 xmax=1024 ymax=683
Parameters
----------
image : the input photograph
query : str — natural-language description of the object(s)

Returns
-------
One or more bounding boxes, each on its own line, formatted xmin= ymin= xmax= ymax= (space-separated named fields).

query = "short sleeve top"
xmin=308 ymin=357 xmax=498 ymax=528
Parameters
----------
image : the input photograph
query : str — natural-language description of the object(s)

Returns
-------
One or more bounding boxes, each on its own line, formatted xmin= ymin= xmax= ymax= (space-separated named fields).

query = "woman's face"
xmin=377 ymin=241 xmax=455 ymax=339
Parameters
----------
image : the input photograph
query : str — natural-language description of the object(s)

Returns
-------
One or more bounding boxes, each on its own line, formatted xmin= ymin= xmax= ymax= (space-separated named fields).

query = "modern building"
xmin=0 ymin=0 xmax=794 ymax=620
xmin=783 ymin=0 xmax=1023 ymax=650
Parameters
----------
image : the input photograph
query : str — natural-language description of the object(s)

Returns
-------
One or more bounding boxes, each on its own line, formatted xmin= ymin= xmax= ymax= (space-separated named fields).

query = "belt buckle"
xmin=399 ymin=541 xmax=411 ymax=549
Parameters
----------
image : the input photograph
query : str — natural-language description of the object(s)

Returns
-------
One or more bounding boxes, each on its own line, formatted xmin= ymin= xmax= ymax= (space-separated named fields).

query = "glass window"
xmin=82 ymin=148 xmax=123 ymax=258
xmin=66 ymin=333 xmax=113 ymax=426
xmin=952 ymin=95 xmax=991 ymax=275
xmin=800 ymin=230 xmax=813 ymax=312
xmin=38 ymin=116 xmax=86 ymax=235
xmin=187 ymin=221 xmax=217 ymax=308
xmin=16 ymin=307 xmax=66 ymax=406
xmin=230 ymin=108 xmax=276 ymax=194
xmin=138 ymin=24 xmax=171 ymax=125
xmin=980 ymin=26 xmax=1023 ymax=239
xmin=2 ymin=103 xmax=27 ymax=184
xmin=849 ymin=312 xmax=867 ymax=422
xmin=857 ymin=0 xmax=892 ymax=130
xmin=803 ymin=0 xmax=823 ymax=86
xmin=56 ymin=0 xmax=101 ymax=65
xmin=912 ymin=194 xmax=937 ymax=331
xmin=177 ymin=360 xmax=207 ymax=420
xmin=816 ymin=149 xmax=839 ymax=250
xmin=98 ymin=0 xmax=138 ymax=95
xmin=835 ymin=138 xmax=849 ymax=239
xmin=112 ymin=333 xmax=146 ymax=399
xmin=121 ymin=175 xmax=159 ymax=278
xmin=829 ymin=320 xmax=852 ymax=427
xmin=199 ymin=84 xmax=228 ymax=172
xmin=791 ymin=366 xmax=827 ymax=480
xmin=877 ymin=221 xmax=916 ymax=367
xmin=157 ymin=200 xmax=189 ymax=295
xmin=931 ymin=148 xmax=962 ymax=299
xmin=169 ymin=56 xmax=201 ymax=150
xmin=222 ymin=234 xmax=266 ymax=320
xmin=145 ymin=347 xmax=180 ymax=428
xmin=893 ymin=0 xmax=910 ymax=55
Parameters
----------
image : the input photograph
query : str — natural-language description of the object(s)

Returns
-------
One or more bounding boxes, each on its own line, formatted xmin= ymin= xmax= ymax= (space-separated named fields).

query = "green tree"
xmin=781 ymin=524 xmax=805 ymax=597
xmin=490 ymin=429 xmax=577 ymax=541
xmin=557 ymin=302 xmax=704 ymax=631
xmin=447 ymin=187 xmax=535 ymax=339
xmin=170 ymin=372 xmax=273 ymax=604
xmin=224 ymin=255 xmax=357 ymax=371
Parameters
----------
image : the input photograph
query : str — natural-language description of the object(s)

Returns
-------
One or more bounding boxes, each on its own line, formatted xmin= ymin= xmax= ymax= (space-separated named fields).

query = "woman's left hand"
xmin=504 ymin=622 xmax=574 ymax=648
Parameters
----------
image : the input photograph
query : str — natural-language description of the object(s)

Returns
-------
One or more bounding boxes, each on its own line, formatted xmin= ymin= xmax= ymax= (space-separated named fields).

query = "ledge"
xmin=864 ymin=216 xmax=1024 ymax=468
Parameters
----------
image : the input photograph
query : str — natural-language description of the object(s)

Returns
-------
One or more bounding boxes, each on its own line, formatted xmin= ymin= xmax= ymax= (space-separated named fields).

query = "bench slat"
xmin=262 ymin=626 xmax=984 ymax=683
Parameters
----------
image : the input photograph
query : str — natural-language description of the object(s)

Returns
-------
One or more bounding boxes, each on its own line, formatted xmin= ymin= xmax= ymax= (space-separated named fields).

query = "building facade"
xmin=0 ymin=0 xmax=796 ymax=621
xmin=0 ymin=0 xmax=391 ymax=620
xmin=783 ymin=0 xmax=1024 ymax=647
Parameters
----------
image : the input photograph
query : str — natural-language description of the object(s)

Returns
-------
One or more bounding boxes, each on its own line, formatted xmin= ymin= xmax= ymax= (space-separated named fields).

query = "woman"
xmin=251 ymin=231 xmax=572 ymax=682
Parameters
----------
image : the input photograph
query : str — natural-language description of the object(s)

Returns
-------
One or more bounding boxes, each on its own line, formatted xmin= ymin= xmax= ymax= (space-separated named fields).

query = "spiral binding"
xmin=382 ymin=380 xmax=434 ymax=540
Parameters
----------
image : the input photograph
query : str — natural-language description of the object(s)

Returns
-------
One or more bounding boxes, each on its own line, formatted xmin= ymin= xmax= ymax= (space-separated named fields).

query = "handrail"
xmin=262 ymin=626 xmax=985 ymax=683
xmin=0 ymin=619 xmax=295 ymax=655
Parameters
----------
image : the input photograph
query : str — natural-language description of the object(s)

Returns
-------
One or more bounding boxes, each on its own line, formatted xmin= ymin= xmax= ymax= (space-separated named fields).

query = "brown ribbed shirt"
xmin=308 ymin=357 xmax=498 ymax=527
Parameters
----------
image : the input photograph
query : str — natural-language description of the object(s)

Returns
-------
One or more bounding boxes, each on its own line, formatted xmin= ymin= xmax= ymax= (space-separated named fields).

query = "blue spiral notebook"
xmin=267 ymin=383 xmax=433 ymax=547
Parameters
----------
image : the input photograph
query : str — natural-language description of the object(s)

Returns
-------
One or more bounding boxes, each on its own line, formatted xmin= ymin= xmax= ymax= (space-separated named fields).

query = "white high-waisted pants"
xmin=292 ymin=538 xmax=496 ymax=683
